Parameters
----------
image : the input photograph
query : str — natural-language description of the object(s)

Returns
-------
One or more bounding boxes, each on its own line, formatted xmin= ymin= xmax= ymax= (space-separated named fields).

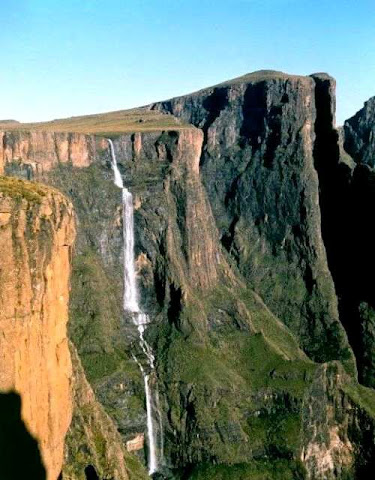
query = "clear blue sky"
xmin=1 ymin=0 xmax=374 ymax=124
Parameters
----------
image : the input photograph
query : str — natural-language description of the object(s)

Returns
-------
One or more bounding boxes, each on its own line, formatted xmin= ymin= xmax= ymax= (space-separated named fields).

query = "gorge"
xmin=1 ymin=70 xmax=375 ymax=480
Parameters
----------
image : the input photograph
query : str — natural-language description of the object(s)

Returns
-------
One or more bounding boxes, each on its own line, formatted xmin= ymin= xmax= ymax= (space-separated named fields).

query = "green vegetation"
xmin=68 ymin=251 xmax=125 ymax=382
xmin=155 ymin=282 xmax=317 ymax=468
xmin=0 ymin=175 xmax=48 ymax=203
xmin=187 ymin=460 xmax=306 ymax=480
xmin=45 ymin=162 xmax=147 ymax=451
xmin=343 ymin=382 xmax=375 ymax=418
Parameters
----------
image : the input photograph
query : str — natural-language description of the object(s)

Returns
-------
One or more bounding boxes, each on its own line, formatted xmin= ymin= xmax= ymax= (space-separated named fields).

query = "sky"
xmin=1 ymin=0 xmax=374 ymax=125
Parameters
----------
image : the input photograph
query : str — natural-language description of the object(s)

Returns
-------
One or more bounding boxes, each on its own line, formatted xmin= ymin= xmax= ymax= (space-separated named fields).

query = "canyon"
xmin=1 ymin=70 xmax=375 ymax=479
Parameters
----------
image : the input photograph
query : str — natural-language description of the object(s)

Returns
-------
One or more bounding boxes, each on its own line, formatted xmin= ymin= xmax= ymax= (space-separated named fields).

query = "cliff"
xmin=2 ymin=70 xmax=375 ymax=479
xmin=0 ymin=130 xmax=103 ymax=176
xmin=304 ymin=86 xmax=375 ymax=390
xmin=149 ymin=70 xmax=354 ymax=372
xmin=0 ymin=176 xmax=75 ymax=479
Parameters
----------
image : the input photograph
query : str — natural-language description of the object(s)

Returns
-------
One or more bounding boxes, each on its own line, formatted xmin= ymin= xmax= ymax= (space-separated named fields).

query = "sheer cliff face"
xmin=149 ymin=71 xmax=354 ymax=371
xmin=113 ymin=128 xmax=221 ymax=304
xmin=0 ymin=130 xmax=108 ymax=176
xmin=0 ymin=177 xmax=75 ymax=479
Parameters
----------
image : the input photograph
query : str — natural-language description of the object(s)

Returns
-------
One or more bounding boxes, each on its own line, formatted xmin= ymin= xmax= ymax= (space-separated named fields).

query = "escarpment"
xmin=2 ymin=70 xmax=375 ymax=479
xmin=149 ymin=70 xmax=354 ymax=371
xmin=0 ymin=176 xmax=75 ymax=479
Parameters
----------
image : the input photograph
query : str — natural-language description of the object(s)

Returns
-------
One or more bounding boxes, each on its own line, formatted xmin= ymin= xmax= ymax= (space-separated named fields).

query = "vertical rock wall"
xmin=0 ymin=177 xmax=75 ymax=479
xmin=149 ymin=71 xmax=354 ymax=372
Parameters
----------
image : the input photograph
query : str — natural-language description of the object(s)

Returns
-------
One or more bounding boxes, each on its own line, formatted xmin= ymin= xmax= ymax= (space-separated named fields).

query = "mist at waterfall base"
xmin=108 ymin=139 xmax=162 ymax=476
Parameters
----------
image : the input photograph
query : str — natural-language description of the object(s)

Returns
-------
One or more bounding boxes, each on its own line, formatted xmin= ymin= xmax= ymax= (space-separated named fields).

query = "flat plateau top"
xmin=0 ymin=108 xmax=191 ymax=136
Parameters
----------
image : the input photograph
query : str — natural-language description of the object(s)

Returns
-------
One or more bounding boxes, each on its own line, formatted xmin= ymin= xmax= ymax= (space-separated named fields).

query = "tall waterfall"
xmin=107 ymin=139 xmax=160 ymax=475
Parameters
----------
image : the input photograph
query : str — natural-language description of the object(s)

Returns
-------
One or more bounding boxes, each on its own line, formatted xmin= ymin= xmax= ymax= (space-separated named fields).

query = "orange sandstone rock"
xmin=0 ymin=177 xmax=76 ymax=480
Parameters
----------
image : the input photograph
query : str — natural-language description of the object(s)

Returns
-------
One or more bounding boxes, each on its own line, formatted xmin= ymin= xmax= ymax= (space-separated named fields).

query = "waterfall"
xmin=107 ymin=139 xmax=160 ymax=475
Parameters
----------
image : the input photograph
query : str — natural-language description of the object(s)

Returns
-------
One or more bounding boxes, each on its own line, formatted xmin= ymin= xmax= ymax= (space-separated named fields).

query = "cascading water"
xmin=107 ymin=138 xmax=161 ymax=475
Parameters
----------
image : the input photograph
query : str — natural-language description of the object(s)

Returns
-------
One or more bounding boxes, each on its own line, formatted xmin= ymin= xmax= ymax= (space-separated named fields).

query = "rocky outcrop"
xmin=149 ymin=70 xmax=354 ymax=372
xmin=0 ymin=176 xmax=75 ymax=479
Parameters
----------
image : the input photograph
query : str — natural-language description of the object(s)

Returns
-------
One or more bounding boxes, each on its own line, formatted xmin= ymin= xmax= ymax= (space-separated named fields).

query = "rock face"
xmin=112 ymin=128 xmax=222 ymax=308
xmin=0 ymin=176 xmax=75 ymax=479
xmin=0 ymin=130 xmax=107 ymax=176
xmin=149 ymin=70 xmax=354 ymax=372
xmin=344 ymin=96 xmax=375 ymax=167
xmin=301 ymin=362 xmax=375 ymax=479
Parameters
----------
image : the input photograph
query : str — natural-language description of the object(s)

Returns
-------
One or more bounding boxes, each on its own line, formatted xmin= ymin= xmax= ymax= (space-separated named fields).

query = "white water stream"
xmin=108 ymin=139 xmax=160 ymax=475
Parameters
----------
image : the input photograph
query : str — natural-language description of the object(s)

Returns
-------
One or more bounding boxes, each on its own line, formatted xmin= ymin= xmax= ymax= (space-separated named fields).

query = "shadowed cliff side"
xmin=308 ymin=79 xmax=375 ymax=389
xmin=0 ymin=392 xmax=46 ymax=480
xmin=339 ymin=98 xmax=375 ymax=388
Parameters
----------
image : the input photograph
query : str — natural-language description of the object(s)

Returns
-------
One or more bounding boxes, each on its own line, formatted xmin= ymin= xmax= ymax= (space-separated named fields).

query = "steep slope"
xmin=0 ymin=176 xmax=75 ymax=479
xmin=63 ymin=343 xmax=148 ymax=480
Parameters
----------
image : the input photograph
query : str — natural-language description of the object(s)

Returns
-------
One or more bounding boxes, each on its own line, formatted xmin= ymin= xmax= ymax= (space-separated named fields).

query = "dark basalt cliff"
xmin=1 ymin=70 xmax=375 ymax=480
xmin=149 ymin=70 xmax=354 ymax=371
